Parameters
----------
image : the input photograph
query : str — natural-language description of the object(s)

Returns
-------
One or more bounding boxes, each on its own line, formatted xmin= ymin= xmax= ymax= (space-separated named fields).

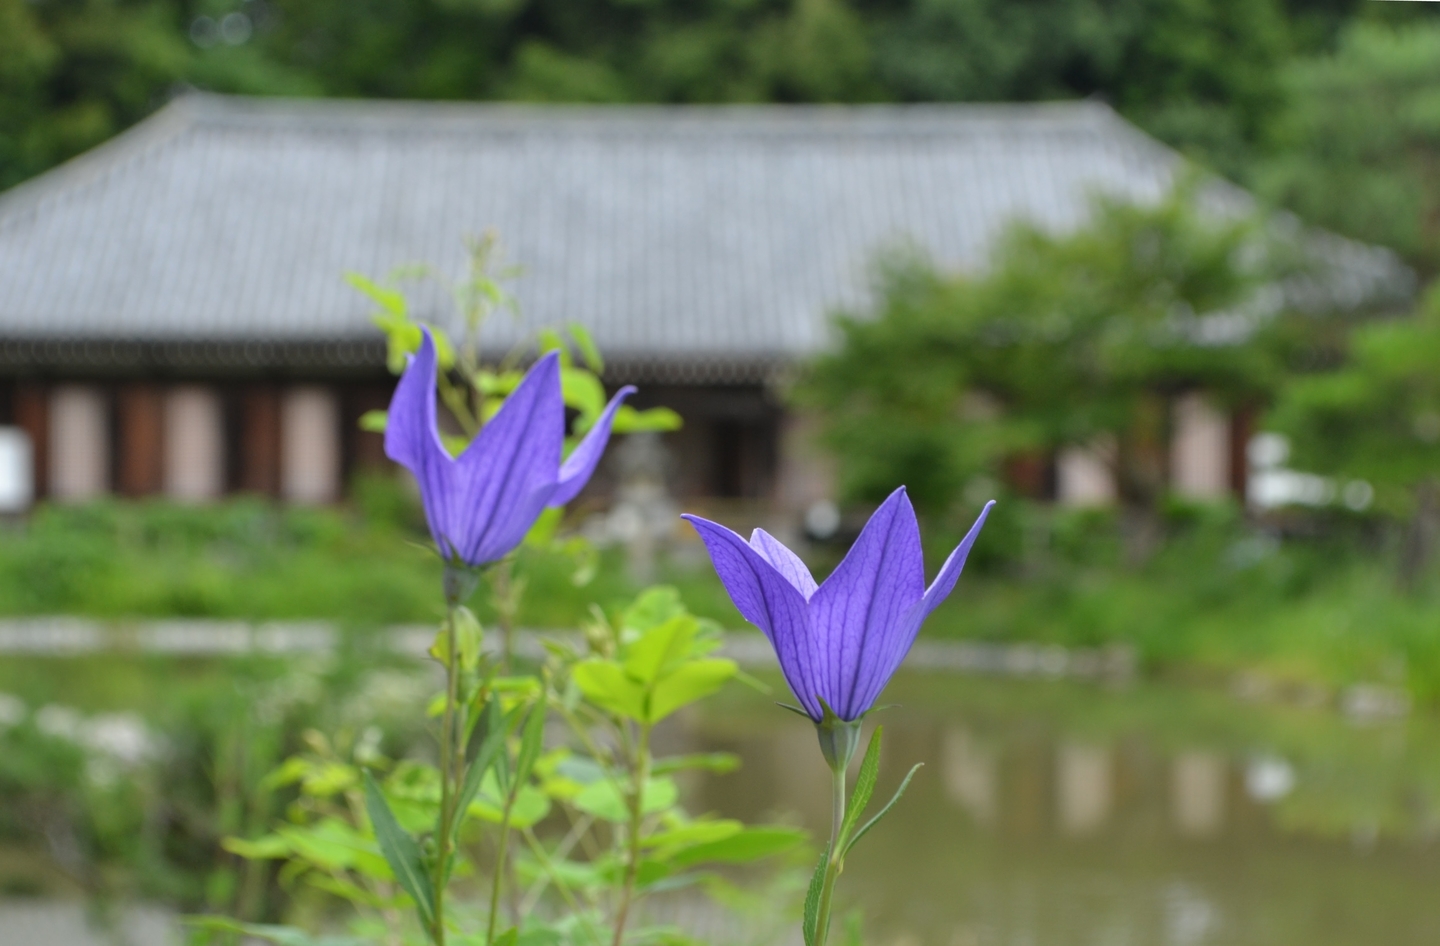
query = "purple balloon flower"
xmin=385 ymin=328 xmax=633 ymax=567
xmin=683 ymin=489 xmax=993 ymax=722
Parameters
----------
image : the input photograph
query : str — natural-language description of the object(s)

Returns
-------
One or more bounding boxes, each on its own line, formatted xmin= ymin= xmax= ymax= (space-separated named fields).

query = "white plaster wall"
xmin=48 ymin=386 xmax=109 ymax=502
xmin=163 ymin=385 xmax=224 ymax=502
xmin=281 ymin=386 xmax=339 ymax=504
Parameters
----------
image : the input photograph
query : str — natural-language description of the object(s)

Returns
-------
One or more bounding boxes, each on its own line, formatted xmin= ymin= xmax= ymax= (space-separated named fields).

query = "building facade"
xmin=0 ymin=95 xmax=1414 ymax=516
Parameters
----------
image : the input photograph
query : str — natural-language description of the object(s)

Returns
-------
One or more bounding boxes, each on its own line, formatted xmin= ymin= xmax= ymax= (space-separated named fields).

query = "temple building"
xmin=0 ymin=94 xmax=1414 ymax=517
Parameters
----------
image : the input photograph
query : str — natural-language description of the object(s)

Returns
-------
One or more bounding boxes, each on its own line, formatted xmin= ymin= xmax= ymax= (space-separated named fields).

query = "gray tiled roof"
xmin=0 ymin=94 xmax=1414 ymax=379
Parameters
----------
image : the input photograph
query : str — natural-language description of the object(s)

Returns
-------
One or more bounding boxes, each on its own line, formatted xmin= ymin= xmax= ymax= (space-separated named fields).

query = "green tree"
xmin=0 ymin=0 xmax=313 ymax=190
xmin=1269 ymin=286 xmax=1440 ymax=587
xmin=867 ymin=0 xmax=1293 ymax=179
xmin=3 ymin=0 xmax=1325 ymax=193
xmin=1257 ymin=21 xmax=1440 ymax=275
xmin=803 ymin=184 xmax=1280 ymax=555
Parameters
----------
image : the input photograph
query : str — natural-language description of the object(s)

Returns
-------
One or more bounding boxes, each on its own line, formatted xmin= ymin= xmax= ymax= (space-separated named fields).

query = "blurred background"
xmin=3 ymin=0 xmax=1440 ymax=943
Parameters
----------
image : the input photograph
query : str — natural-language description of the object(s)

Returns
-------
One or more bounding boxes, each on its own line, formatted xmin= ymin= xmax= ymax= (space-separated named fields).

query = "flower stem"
xmin=486 ymin=796 xmax=515 ymax=945
xmin=813 ymin=763 xmax=847 ymax=946
xmin=610 ymin=722 xmax=652 ymax=946
xmin=432 ymin=606 xmax=461 ymax=946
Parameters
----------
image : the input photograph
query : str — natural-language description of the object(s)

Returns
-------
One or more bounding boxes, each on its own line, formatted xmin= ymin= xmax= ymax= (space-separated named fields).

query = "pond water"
xmin=683 ymin=672 xmax=1440 ymax=946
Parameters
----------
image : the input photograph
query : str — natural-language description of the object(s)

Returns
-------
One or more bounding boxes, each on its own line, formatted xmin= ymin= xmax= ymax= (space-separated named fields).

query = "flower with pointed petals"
xmin=683 ymin=488 xmax=993 ymax=724
xmin=386 ymin=328 xmax=633 ymax=568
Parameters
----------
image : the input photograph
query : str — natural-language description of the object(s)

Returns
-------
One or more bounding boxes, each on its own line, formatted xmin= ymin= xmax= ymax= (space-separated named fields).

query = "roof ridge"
xmin=0 ymin=94 xmax=199 ymax=226
xmin=179 ymin=92 xmax=1123 ymax=135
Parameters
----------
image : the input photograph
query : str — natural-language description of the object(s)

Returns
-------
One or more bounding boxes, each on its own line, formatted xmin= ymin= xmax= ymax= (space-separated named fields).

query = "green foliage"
xmin=3 ymin=0 xmax=1381 ymax=206
xmin=219 ymin=585 xmax=802 ymax=944
xmin=803 ymin=182 xmax=1280 ymax=516
xmin=570 ymin=592 xmax=736 ymax=724
xmin=1271 ymin=286 xmax=1440 ymax=517
xmin=1256 ymin=21 xmax=1440 ymax=274
xmin=352 ymin=238 xmax=681 ymax=448
xmin=0 ymin=491 xmax=743 ymax=629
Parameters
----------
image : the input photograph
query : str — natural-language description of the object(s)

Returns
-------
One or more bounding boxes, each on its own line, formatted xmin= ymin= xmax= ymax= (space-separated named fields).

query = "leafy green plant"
xmin=210 ymin=588 xmax=803 ymax=946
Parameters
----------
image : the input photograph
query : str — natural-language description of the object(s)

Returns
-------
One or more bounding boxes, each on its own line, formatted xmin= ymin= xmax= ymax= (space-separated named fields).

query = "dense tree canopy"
xmin=1255 ymin=23 xmax=1440 ymax=276
xmin=1270 ymin=287 xmax=1440 ymax=584
xmin=800 ymin=185 xmax=1281 ymax=519
xmin=4 ymin=0 xmax=1432 ymax=205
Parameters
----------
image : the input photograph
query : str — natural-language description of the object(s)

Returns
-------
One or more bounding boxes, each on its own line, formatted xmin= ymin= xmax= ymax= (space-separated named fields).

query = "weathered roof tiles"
xmin=0 ymin=93 xmax=1414 ymax=379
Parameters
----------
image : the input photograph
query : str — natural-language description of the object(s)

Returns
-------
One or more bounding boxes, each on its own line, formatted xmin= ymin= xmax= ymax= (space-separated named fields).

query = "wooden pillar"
xmin=240 ymin=386 xmax=281 ymax=496
xmin=14 ymin=383 xmax=47 ymax=500
xmin=343 ymin=384 xmax=392 ymax=477
xmin=1230 ymin=406 xmax=1255 ymax=499
xmin=117 ymin=384 xmax=164 ymax=496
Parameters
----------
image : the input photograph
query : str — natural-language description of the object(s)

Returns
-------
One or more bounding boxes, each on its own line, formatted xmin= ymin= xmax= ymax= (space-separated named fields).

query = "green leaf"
xmin=523 ymin=506 xmax=564 ymax=547
xmin=346 ymin=273 xmax=407 ymax=316
xmin=275 ymin=819 xmax=374 ymax=872
xmin=560 ymin=367 xmax=607 ymax=418
xmin=494 ymin=927 xmax=519 ymax=946
xmin=428 ymin=326 xmax=457 ymax=369
xmin=841 ymin=763 xmax=923 ymax=859
xmin=260 ymin=756 xmax=311 ymax=791
xmin=306 ymin=873 xmax=391 ymax=909
xmin=185 ymin=917 xmax=367 ymax=946
xmin=568 ymin=323 xmax=604 ymax=372
xmin=647 ymin=658 xmax=736 ymax=723
xmin=665 ymin=826 xmax=807 ymax=868
xmin=513 ymin=701 xmax=547 ymax=788
xmin=467 ymin=777 xmax=552 ymax=829
xmin=641 ymin=819 xmax=742 ymax=853
xmin=222 ymin=834 xmax=291 ymax=860
xmin=842 ymin=727 xmax=883 ymax=845
xmin=475 ymin=369 xmax=523 ymax=396
xmin=621 ymin=587 xmax=687 ymax=635
xmin=802 ymin=846 xmax=828 ymax=946
xmin=650 ymin=752 xmax=740 ymax=776
xmin=624 ymin=615 xmax=699 ymax=685
xmin=363 ymin=771 xmax=436 ymax=935
xmin=454 ymin=607 xmax=483 ymax=672
xmin=572 ymin=777 xmax=678 ymax=822
xmin=454 ymin=698 xmax=507 ymax=843
xmin=358 ymin=409 xmax=388 ymax=433
xmin=572 ymin=659 xmax=647 ymax=721
xmin=428 ymin=625 xmax=452 ymax=668
xmin=612 ymin=405 xmax=683 ymax=433
xmin=537 ymin=328 xmax=571 ymax=365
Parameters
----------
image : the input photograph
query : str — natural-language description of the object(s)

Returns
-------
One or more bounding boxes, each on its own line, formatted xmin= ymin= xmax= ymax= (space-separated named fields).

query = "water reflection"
xmin=685 ymin=673 xmax=1440 ymax=946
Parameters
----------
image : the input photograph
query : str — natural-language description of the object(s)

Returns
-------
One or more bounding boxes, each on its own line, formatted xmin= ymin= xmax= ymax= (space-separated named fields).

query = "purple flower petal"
xmin=852 ymin=500 xmax=995 ymax=714
xmin=807 ymin=488 xmax=926 ymax=719
xmin=682 ymin=514 xmax=823 ymax=719
xmin=383 ymin=329 xmax=453 ymax=552
xmin=749 ymin=529 xmax=818 ymax=599
xmin=551 ymin=385 xmax=636 ymax=507
xmin=447 ymin=351 xmax=565 ymax=563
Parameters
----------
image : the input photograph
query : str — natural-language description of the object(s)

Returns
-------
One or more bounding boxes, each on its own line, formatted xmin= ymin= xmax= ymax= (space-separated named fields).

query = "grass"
xmin=3 ymin=484 xmax=1440 ymax=701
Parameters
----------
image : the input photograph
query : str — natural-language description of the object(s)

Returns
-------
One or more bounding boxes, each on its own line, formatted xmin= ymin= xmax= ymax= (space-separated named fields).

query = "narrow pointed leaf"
xmin=453 ymin=699 xmax=508 ymax=845
xmin=841 ymin=726 xmax=883 ymax=845
xmin=802 ymin=845 xmax=828 ymax=946
xmin=493 ymin=704 xmax=526 ymax=793
xmin=362 ymin=771 xmax=436 ymax=936
xmin=513 ymin=701 xmax=546 ymax=789
xmin=568 ymin=322 xmax=604 ymax=373
xmin=841 ymin=763 xmax=923 ymax=860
